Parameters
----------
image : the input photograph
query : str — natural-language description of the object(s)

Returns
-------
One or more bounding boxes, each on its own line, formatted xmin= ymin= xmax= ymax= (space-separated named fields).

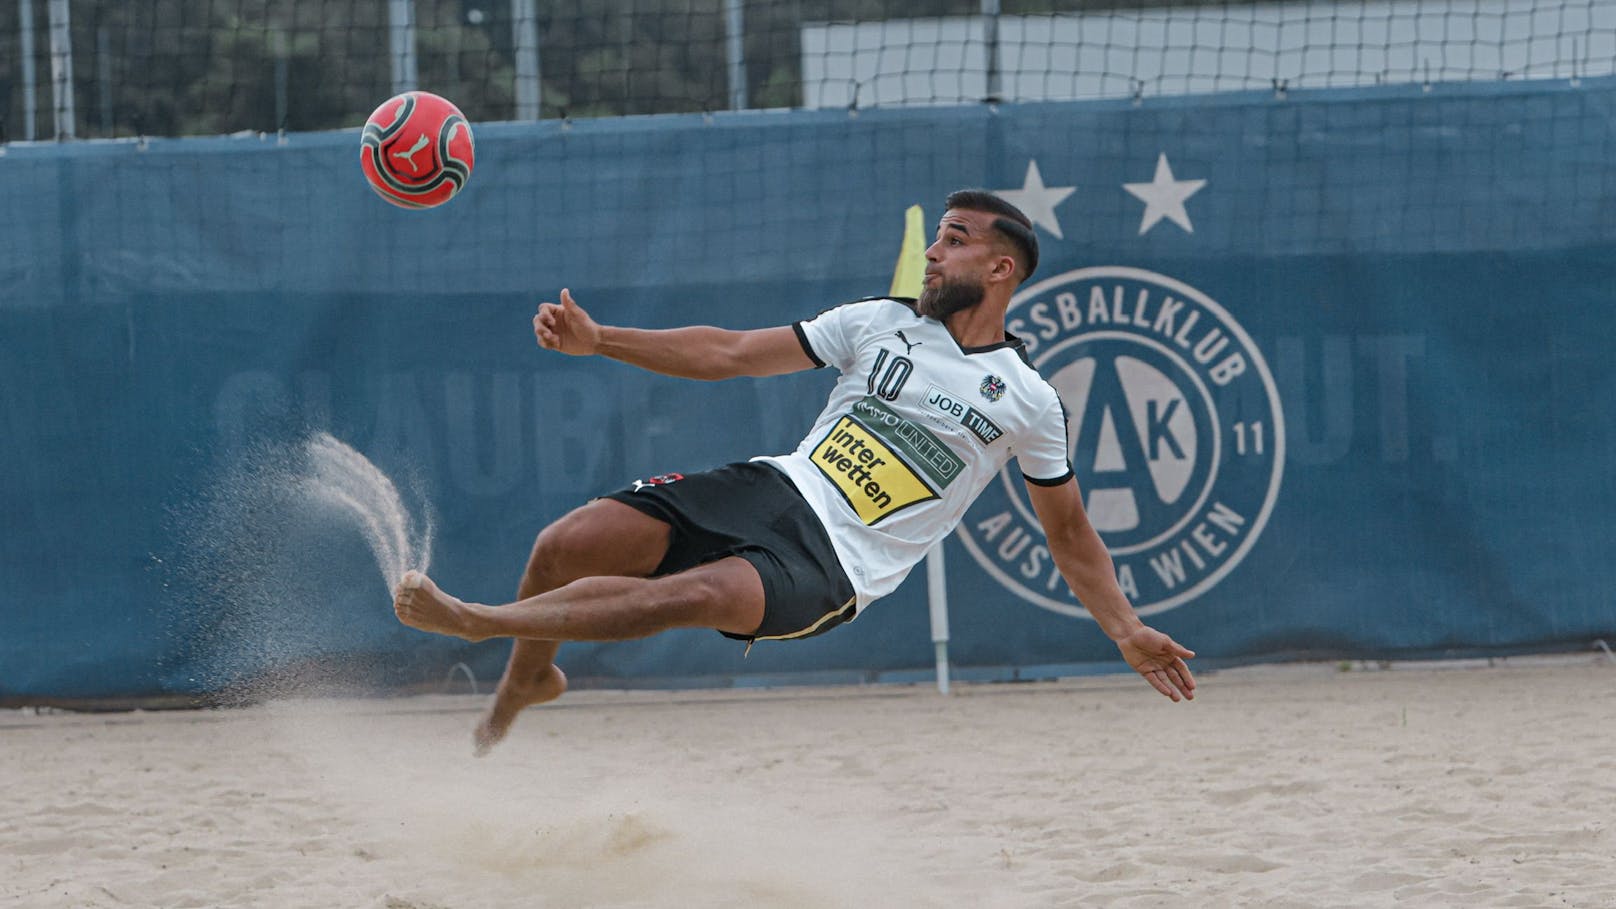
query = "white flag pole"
xmin=925 ymin=541 xmax=951 ymax=694
xmin=885 ymin=204 xmax=948 ymax=694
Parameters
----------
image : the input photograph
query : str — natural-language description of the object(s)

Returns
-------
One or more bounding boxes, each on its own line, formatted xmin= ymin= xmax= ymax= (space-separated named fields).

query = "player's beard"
xmin=917 ymin=276 xmax=986 ymax=321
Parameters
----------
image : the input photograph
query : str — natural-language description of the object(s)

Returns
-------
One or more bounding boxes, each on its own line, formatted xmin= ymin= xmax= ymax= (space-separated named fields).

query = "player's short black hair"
xmin=944 ymin=189 xmax=1039 ymax=282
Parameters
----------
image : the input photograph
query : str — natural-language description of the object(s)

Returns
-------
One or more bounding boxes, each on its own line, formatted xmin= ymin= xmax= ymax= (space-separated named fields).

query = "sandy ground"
xmin=3 ymin=658 xmax=1614 ymax=909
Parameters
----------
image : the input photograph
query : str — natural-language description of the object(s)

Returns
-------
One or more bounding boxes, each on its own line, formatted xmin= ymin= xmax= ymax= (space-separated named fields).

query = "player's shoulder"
xmin=840 ymin=297 xmax=917 ymax=310
xmin=804 ymin=296 xmax=918 ymax=322
xmin=998 ymin=332 xmax=1064 ymax=410
xmin=992 ymin=329 xmax=1039 ymax=376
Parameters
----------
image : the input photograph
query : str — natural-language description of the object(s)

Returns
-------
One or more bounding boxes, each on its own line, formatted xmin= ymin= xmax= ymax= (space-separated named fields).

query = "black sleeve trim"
xmin=792 ymin=321 xmax=826 ymax=368
xmin=1022 ymin=468 xmax=1075 ymax=487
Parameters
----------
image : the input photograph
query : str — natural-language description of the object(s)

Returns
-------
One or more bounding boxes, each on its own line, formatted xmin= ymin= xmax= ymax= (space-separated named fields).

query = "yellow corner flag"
xmin=888 ymin=204 xmax=926 ymax=298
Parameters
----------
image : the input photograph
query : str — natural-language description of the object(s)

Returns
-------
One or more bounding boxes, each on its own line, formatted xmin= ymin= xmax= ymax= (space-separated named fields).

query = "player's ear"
xmin=990 ymin=253 xmax=1017 ymax=283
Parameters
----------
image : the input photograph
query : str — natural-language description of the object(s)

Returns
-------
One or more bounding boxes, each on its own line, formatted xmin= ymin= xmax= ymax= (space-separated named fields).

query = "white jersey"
xmin=758 ymin=297 xmax=1071 ymax=612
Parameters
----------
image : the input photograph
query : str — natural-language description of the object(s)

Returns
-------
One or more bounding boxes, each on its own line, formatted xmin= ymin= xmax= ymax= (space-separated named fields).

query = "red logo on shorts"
xmin=631 ymin=473 xmax=684 ymax=492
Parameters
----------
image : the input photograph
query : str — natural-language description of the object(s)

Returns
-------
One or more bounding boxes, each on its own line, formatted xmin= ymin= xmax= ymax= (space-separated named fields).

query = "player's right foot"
xmin=393 ymin=571 xmax=487 ymax=641
xmin=474 ymin=663 xmax=568 ymax=757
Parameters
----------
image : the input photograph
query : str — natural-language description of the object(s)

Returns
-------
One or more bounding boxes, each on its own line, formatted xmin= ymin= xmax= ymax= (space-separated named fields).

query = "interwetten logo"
xmin=811 ymin=396 xmax=964 ymax=526
xmin=958 ymin=267 xmax=1284 ymax=618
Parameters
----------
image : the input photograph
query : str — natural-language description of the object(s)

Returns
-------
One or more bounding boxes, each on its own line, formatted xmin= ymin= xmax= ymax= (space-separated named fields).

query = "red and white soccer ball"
xmin=359 ymin=91 xmax=475 ymax=209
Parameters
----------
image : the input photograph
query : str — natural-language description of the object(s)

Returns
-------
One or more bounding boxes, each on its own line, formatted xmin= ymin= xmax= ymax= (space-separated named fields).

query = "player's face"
xmin=918 ymin=209 xmax=998 ymax=319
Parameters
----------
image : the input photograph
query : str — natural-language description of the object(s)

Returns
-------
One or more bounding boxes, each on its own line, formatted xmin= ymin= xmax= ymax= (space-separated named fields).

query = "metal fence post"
xmin=47 ymin=0 xmax=74 ymax=139
xmin=981 ymin=0 xmax=1001 ymax=101
xmin=19 ymin=0 xmax=37 ymax=140
xmin=725 ymin=0 xmax=746 ymax=110
xmin=389 ymin=0 xmax=419 ymax=94
xmin=96 ymin=25 xmax=112 ymax=135
xmin=512 ymin=0 xmax=541 ymax=120
xmin=274 ymin=28 xmax=289 ymax=134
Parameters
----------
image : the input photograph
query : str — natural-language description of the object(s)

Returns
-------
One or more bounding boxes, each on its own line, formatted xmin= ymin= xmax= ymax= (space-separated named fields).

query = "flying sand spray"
xmin=170 ymin=431 xmax=435 ymax=697
xmin=299 ymin=431 xmax=433 ymax=589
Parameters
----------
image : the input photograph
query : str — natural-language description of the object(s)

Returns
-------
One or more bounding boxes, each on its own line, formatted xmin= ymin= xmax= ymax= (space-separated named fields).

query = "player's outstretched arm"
xmin=533 ymin=288 xmax=816 ymax=380
xmin=1025 ymin=477 xmax=1197 ymax=702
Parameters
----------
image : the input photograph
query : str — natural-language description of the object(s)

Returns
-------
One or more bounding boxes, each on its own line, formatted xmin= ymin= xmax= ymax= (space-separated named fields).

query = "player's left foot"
xmin=393 ymin=571 xmax=487 ymax=641
xmin=474 ymin=663 xmax=567 ymax=757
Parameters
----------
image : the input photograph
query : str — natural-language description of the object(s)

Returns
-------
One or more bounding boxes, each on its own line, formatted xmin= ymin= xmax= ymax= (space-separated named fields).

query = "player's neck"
xmin=942 ymin=300 xmax=1008 ymax=348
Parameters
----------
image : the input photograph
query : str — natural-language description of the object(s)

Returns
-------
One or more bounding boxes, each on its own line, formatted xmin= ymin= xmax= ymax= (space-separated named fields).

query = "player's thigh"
xmin=655 ymin=556 xmax=766 ymax=636
xmin=526 ymin=498 xmax=671 ymax=585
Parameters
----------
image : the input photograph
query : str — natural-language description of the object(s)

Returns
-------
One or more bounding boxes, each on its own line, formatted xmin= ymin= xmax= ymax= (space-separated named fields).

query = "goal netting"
xmin=4 ymin=0 xmax=1613 ymax=140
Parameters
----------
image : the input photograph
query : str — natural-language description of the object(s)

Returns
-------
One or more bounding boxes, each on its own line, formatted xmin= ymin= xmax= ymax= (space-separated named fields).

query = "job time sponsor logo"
xmin=922 ymin=385 xmax=1005 ymax=446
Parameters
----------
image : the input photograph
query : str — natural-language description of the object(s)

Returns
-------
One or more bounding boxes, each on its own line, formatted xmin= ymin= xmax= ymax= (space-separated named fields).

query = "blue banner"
xmin=4 ymin=77 xmax=1614 ymax=700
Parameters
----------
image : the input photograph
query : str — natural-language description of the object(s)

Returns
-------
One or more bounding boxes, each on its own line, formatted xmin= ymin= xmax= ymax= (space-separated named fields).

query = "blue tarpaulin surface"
xmin=3 ymin=78 xmax=1614 ymax=700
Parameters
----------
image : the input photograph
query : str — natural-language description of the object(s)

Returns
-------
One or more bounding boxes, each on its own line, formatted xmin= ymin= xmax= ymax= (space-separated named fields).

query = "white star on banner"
xmin=1123 ymin=153 xmax=1207 ymax=235
xmin=995 ymin=160 xmax=1076 ymax=239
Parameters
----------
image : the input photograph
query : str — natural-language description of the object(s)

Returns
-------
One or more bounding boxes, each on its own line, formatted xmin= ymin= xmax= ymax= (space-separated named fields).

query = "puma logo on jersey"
xmin=893 ymin=330 xmax=922 ymax=354
xmin=631 ymin=473 xmax=684 ymax=491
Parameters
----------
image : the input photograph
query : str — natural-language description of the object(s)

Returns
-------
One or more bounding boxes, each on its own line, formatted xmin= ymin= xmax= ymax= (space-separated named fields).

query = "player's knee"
xmin=521 ymin=501 xmax=670 ymax=597
xmin=523 ymin=518 xmax=592 ymax=592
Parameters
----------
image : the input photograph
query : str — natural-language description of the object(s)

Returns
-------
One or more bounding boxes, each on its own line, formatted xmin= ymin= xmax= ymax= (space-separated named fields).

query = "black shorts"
xmin=600 ymin=461 xmax=857 ymax=643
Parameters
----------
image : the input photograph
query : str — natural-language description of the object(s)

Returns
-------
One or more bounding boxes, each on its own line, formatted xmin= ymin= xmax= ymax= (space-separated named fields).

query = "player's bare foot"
xmin=473 ymin=663 xmax=567 ymax=756
xmin=393 ymin=571 xmax=487 ymax=641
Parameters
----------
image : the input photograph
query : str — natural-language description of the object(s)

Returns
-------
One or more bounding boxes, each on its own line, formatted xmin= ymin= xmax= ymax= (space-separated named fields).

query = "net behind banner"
xmin=3 ymin=0 xmax=1614 ymax=140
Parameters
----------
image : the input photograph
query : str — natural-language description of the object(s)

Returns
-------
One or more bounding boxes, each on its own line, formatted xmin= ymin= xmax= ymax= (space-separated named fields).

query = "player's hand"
xmin=1116 ymin=626 xmax=1197 ymax=702
xmin=533 ymin=288 xmax=602 ymax=356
